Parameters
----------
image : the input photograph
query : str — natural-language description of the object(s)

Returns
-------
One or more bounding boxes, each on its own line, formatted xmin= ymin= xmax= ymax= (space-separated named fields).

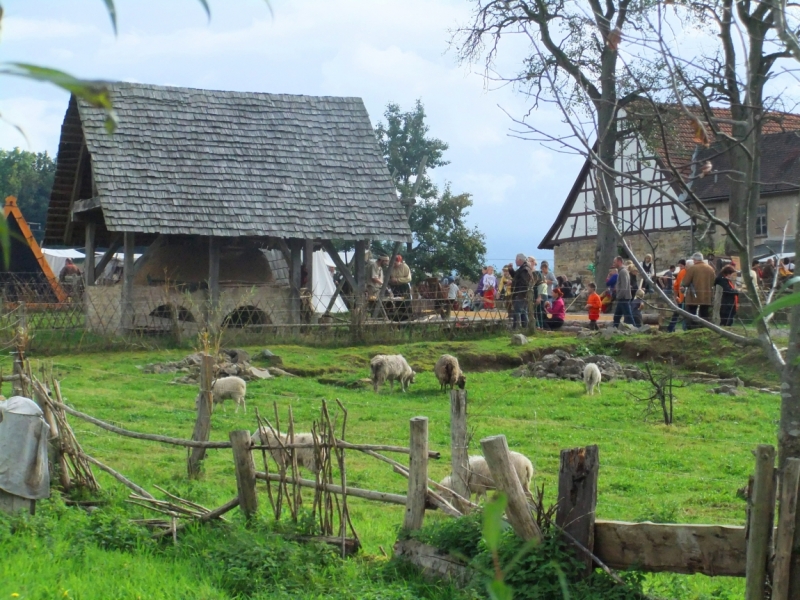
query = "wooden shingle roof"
xmin=45 ymin=82 xmax=411 ymax=245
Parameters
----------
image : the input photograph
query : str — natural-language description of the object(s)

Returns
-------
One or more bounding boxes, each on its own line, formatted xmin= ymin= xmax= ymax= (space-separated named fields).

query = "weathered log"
xmin=403 ymin=417 xmax=429 ymax=531
xmin=188 ymin=354 xmax=215 ymax=478
xmin=255 ymin=471 xmax=407 ymax=505
xmin=594 ymin=520 xmax=748 ymax=577
xmin=556 ymin=445 xmax=599 ymax=576
xmin=81 ymin=454 xmax=154 ymax=500
xmin=745 ymin=444 xmax=776 ymax=600
xmin=230 ymin=430 xmax=258 ymax=519
xmin=449 ymin=389 xmax=470 ymax=512
xmin=774 ymin=458 xmax=800 ymax=600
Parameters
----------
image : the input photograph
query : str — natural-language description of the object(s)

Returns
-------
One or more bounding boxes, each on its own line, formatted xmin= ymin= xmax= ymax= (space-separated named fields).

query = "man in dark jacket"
xmin=612 ymin=256 xmax=634 ymax=328
xmin=507 ymin=253 xmax=532 ymax=329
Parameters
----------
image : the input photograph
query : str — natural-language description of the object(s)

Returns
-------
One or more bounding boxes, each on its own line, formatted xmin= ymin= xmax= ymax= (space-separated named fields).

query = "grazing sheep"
xmin=252 ymin=428 xmax=319 ymax=474
xmin=439 ymin=452 xmax=534 ymax=502
xmin=584 ymin=363 xmax=602 ymax=396
xmin=433 ymin=354 xmax=466 ymax=392
xmin=370 ymin=354 xmax=416 ymax=393
xmin=212 ymin=376 xmax=247 ymax=413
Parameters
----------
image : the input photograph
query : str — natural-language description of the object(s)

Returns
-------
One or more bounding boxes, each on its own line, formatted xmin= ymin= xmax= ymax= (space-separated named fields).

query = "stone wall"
xmin=85 ymin=283 xmax=292 ymax=335
xmin=554 ymin=229 xmax=693 ymax=281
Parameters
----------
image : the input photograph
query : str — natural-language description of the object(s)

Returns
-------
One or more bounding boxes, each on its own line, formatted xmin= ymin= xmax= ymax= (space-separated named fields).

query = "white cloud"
xmin=0 ymin=96 xmax=66 ymax=154
xmin=2 ymin=17 xmax=95 ymax=42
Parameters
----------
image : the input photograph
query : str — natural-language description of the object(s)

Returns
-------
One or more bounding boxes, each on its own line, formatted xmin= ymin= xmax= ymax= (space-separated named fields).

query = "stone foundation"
xmin=85 ymin=283 xmax=292 ymax=335
xmin=553 ymin=229 xmax=693 ymax=281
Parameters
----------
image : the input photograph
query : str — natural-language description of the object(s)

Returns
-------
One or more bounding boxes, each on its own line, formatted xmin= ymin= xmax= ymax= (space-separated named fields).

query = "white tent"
xmin=312 ymin=250 xmax=347 ymax=314
xmin=41 ymin=248 xmax=84 ymax=278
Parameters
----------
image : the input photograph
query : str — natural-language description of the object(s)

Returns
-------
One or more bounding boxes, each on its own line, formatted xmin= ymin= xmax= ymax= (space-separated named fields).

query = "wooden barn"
xmin=44 ymin=83 xmax=410 ymax=334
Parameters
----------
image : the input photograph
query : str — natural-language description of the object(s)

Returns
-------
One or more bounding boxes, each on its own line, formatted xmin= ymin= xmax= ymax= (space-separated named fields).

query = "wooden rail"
xmin=255 ymin=471 xmax=408 ymax=506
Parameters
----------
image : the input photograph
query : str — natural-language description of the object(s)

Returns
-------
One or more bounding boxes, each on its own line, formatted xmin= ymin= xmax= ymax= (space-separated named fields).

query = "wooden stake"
xmin=187 ymin=354 xmax=215 ymax=478
xmin=84 ymin=221 xmax=96 ymax=288
xmin=481 ymin=434 xmax=543 ymax=543
xmin=82 ymin=453 xmax=154 ymax=499
xmin=403 ymin=417 xmax=428 ymax=531
xmin=449 ymin=389 xmax=470 ymax=512
xmin=773 ymin=458 xmax=800 ymax=600
xmin=745 ymin=444 xmax=776 ymax=600
xmin=556 ymin=445 xmax=599 ymax=576
xmin=122 ymin=231 xmax=135 ymax=330
xmin=230 ymin=430 xmax=258 ymax=520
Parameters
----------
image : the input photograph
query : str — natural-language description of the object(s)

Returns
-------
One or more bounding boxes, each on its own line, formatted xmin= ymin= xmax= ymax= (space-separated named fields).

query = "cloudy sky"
xmin=0 ymin=0 xmax=583 ymax=265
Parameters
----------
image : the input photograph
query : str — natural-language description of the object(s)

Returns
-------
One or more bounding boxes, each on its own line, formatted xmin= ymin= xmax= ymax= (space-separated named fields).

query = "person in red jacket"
xmin=586 ymin=282 xmax=602 ymax=330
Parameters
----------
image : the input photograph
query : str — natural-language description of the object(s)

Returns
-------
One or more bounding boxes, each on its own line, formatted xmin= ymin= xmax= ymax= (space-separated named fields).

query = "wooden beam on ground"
xmin=94 ymin=235 xmax=122 ymax=283
xmin=773 ymin=458 xmax=800 ymax=600
xmin=556 ymin=445 xmax=599 ymax=576
xmin=84 ymin=222 xmax=96 ymax=288
xmin=481 ymin=434 xmax=542 ymax=543
xmin=122 ymin=232 xmax=135 ymax=329
xmin=321 ymin=240 xmax=357 ymax=293
xmin=449 ymin=389 xmax=470 ymax=512
xmin=403 ymin=417 xmax=429 ymax=531
xmin=593 ymin=520 xmax=748 ymax=576
xmin=746 ymin=444 xmax=776 ymax=600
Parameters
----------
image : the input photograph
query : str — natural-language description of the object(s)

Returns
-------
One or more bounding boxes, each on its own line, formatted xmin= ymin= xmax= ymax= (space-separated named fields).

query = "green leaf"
xmin=196 ymin=0 xmax=212 ymax=20
xmin=101 ymin=0 xmax=118 ymax=35
xmin=2 ymin=64 xmax=118 ymax=132
xmin=758 ymin=290 xmax=800 ymax=319
xmin=482 ymin=493 xmax=507 ymax=551
xmin=487 ymin=579 xmax=513 ymax=600
xmin=0 ymin=216 xmax=9 ymax=270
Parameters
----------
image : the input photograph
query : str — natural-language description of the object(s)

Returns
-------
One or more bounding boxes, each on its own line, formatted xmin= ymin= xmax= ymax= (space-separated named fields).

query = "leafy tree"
xmin=0 ymin=148 xmax=55 ymax=241
xmin=372 ymin=101 xmax=486 ymax=281
xmin=374 ymin=100 xmax=449 ymax=202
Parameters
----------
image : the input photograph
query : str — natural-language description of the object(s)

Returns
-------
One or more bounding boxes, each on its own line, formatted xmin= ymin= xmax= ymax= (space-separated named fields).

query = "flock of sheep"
xmin=199 ymin=352 xmax=601 ymax=503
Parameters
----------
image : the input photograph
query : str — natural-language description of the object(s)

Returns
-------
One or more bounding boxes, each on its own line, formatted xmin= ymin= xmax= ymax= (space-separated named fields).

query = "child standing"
xmin=631 ymin=288 xmax=645 ymax=328
xmin=586 ymin=282 xmax=602 ymax=330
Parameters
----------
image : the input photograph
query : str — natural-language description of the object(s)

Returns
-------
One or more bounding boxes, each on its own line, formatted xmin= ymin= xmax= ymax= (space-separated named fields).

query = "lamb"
xmin=584 ymin=363 xmax=602 ymax=396
xmin=370 ymin=354 xmax=416 ymax=393
xmin=212 ymin=376 xmax=247 ymax=413
xmin=433 ymin=354 xmax=466 ymax=392
xmin=440 ymin=452 xmax=534 ymax=502
xmin=252 ymin=428 xmax=319 ymax=474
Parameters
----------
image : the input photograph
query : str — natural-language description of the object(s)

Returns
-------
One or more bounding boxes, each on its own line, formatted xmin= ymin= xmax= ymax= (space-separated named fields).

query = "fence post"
xmin=481 ymin=434 xmax=542 ymax=543
xmin=745 ymin=444 xmax=776 ymax=600
xmin=403 ymin=416 xmax=428 ymax=531
xmin=450 ymin=389 xmax=470 ymax=511
xmin=774 ymin=457 xmax=800 ymax=600
xmin=230 ymin=429 xmax=258 ymax=519
xmin=556 ymin=445 xmax=599 ymax=577
xmin=187 ymin=354 xmax=214 ymax=479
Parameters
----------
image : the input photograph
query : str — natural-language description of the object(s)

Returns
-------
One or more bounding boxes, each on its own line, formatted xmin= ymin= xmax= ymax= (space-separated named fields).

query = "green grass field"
xmin=0 ymin=331 xmax=781 ymax=598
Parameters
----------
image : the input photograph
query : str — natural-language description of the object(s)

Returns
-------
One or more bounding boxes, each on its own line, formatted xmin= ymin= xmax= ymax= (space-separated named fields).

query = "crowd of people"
xmin=361 ymin=248 xmax=795 ymax=329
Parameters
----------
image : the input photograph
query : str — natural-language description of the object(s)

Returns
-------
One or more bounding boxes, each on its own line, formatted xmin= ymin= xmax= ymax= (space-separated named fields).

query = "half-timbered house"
xmin=539 ymin=107 xmax=800 ymax=278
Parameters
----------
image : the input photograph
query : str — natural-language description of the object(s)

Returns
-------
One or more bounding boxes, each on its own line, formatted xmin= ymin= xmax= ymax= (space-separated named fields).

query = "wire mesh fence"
xmin=0 ymin=275 xmax=524 ymax=353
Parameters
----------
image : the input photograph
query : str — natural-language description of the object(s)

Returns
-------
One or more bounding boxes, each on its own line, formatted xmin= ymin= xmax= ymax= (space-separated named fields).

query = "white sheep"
xmin=440 ymin=452 xmax=534 ymax=502
xmin=584 ymin=363 xmax=602 ymax=396
xmin=433 ymin=354 xmax=466 ymax=392
xmin=252 ymin=428 xmax=319 ymax=474
xmin=370 ymin=354 xmax=416 ymax=393
xmin=212 ymin=376 xmax=247 ymax=413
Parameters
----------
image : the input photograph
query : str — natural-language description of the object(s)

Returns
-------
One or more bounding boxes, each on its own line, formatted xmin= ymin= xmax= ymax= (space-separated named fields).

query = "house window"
xmin=756 ymin=204 xmax=768 ymax=237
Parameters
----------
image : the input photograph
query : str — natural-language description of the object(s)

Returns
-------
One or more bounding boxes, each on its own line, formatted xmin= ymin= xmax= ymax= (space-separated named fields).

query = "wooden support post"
xmin=303 ymin=239 xmax=313 ymax=291
xmin=230 ymin=429 xmax=258 ymax=519
xmin=481 ymin=434 xmax=543 ymax=543
xmin=774 ymin=458 xmax=800 ymax=600
xmin=556 ymin=445 xmax=599 ymax=576
xmin=187 ymin=354 xmax=214 ymax=479
xmin=745 ymin=444 xmax=776 ymax=600
xmin=449 ymin=389 xmax=470 ymax=511
xmin=122 ymin=232 xmax=135 ymax=329
xmin=208 ymin=237 xmax=220 ymax=327
xmin=403 ymin=417 xmax=428 ymax=531
xmin=354 ymin=240 xmax=366 ymax=298
xmin=289 ymin=239 xmax=302 ymax=326
xmin=94 ymin=235 xmax=122 ymax=283
xmin=84 ymin=222 xmax=96 ymax=288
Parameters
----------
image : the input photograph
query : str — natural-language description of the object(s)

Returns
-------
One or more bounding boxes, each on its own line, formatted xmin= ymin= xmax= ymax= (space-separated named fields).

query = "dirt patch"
xmin=456 ymin=344 xmax=579 ymax=372
xmin=283 ymin=366 xmax=345 ymax=377
xmin=317 ymin=376 xmax=371 ymax=389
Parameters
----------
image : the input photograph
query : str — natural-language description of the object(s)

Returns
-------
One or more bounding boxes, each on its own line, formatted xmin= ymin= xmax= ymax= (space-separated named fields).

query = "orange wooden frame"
xmin=4 ymin=196 xmax=68 ymax=303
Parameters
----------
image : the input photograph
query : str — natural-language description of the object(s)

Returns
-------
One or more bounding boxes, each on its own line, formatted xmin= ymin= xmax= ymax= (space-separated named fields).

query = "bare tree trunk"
xmin=594 ymin=60 xmax=620 ymax=291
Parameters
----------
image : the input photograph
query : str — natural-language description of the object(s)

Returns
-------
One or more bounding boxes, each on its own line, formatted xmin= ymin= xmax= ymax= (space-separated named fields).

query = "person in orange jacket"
xmin=586 ymin=282 xmax=602 ymax=330
xmin=667 ymin=259 xmax=688 ymax=332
